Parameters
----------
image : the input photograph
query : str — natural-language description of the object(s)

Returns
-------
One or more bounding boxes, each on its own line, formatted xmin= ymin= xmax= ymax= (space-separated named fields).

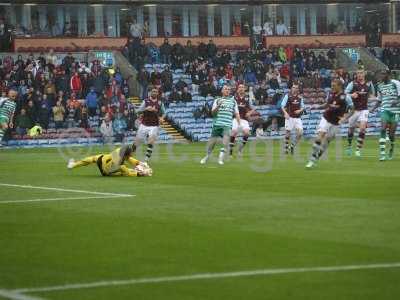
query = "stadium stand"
xmin=2 ymin=18 xmax=400 ymax=148
xmin=126 ymin=42 xmax=394 ymax=141
xmin=0 ymin=51 xmax=174 ymax=147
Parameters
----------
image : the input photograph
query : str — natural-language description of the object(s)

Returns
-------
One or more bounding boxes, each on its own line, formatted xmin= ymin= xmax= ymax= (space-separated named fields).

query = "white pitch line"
xmin=13 ymin=262 xmax=400 ymax=294
xmin=0 ymin=195 xmax=131 ymax=205
xmin=0 ymin=183 xmax=134 ymax=198
xmin=0 ymin=290 xmax=45 ymax=300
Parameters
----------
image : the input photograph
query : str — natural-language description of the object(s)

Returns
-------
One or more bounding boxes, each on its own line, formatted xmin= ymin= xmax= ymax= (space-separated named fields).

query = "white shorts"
xmin=232 ymin=119 xmax=250 ymax=133
xmin=285 ymin=117 xmax=303 ymax=132
xmin=348 ymin=110 xmax=369 ymax=127
xmin=317 ymin=117 xmax=338 ymax=138
xmin=137 ymin=124 xmax=159 ymax=141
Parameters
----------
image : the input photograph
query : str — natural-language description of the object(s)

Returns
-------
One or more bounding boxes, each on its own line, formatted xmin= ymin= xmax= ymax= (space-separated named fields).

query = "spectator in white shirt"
xmin=100 ymin=113 xmax=114 ymax=144
xmin=336 ymin=21 xmax=348 ymax=34
xmin=129 ymin=20 xmax=143 ymax=38
xmin=252 ymin=24 xmax=262 ymax=35
xmin=263 ymin=19 xmax=274 ymax=36
xmin=276 ymin=19 xmax=289 ymax=35
xmin=46 ymin=49 xmax=58 ymax=66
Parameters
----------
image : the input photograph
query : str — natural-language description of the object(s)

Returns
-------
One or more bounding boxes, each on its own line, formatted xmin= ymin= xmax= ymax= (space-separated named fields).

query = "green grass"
xmin=0 ymin=138 xmax=400 ymax=300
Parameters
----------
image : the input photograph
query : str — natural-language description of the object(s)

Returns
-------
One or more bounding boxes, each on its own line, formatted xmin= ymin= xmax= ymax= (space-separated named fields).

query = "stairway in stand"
xmin=130 ymin=96 xmax=141 ymax=106
xmin=129 ymin=97 xmax=187 ymax=143
xmin=161 ymin=122 xmax=187 ymax=142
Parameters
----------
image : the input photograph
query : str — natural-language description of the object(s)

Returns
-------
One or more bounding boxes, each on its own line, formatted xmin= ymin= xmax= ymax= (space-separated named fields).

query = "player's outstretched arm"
xmin=280 ymin=94 xmax=290 ymax=119
xmin=127 ymin=157 xmax=140 ymax=166
xmin=340 ymin=106 xmax=355 ymax=124
xmin=344 ymin=81 xmax=354 ymax=95
xmin=370 ymin=91 xmax=381 ymax=113
xmin=211 ymin=99 xmax=221 ymax=115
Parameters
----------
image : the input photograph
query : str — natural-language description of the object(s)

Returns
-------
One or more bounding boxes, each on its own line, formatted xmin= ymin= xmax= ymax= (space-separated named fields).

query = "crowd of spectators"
xmin=125 ymin=38 xmax=339 ymax=109
xmin=0 ymin=50 xmax=137 ymax=143
xmin=123 ymin=37 xmax=361 ymax=138
xmin=379 ymin=47 xmax=400 ymax=70
xmin=1 ymin=37 xmax=358 ymax=143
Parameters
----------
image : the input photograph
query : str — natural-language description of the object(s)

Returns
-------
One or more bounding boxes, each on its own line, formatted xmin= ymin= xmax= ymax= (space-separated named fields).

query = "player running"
xmin=371 ymin=70 xmax=400 ymax=161
xmin=200 ymin=85 xmax=241 ymax=165
xmin=306 ymin=79 xmax=354 ymax=169
xmin=135 ymin=88 xmax=166 ymax=162
xmin=229 ymin=84 xmax=256 ymax=157
xmin=0 ymin=90 xmax=17 ymax=147
xmin=344 ymin=68 xmax=375 ymax=157
xmin=67 ymin=145 xmax=152 ymax=177
xmin=281 ymin=82 xmax=305 ymax=154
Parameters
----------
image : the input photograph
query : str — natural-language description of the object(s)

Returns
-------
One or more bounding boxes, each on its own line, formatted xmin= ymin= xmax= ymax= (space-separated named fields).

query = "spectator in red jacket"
xmin=70 ymin=71 xmax=82 ymax=96
xmin=279 ymin=63 xmax=290 ymax=79
xmin=285 ymin=46 xmax=294 ymax=61
xmin=106 ymin=79 xmax=121 ymax=99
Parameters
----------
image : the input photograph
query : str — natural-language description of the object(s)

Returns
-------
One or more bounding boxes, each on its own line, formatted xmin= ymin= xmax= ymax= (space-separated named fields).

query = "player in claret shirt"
xmin=135 ymin=88 xmax=166 ymax=162
xmin=229 ymin=84 xmax=256 ymax=157
xmin=281 ymin=82 xmax=305 ymax=155
xmin=344 ymin=68 xmax=375 ymax=157
xmin=306 ymin=79 xmax=354 ymax=169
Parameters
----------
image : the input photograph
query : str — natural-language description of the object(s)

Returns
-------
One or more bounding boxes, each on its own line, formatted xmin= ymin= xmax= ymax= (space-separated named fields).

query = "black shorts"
xmin=96 ymin=155 xmax=107 ymax=176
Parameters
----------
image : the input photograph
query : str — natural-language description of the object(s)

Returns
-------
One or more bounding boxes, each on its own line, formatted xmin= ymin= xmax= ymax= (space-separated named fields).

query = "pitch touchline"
xmin=13 ymin=262 xmax=400 ymax=294
xmin=0 ymin=183 xmax=134 ymax=197
xmin=0 ymin=195 xmax=131 ymax=204
xmin=0 ymin=290 xmax=44 ymax=300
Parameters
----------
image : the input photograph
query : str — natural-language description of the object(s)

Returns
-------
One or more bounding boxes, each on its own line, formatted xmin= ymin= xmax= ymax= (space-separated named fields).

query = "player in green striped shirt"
xmin=0 ymin=90 xmax=18 ymax=146
xmin=200 ymin=85 xmax=241 ymax=165
xmin=371 ymin=70 xmax=400 ymax=161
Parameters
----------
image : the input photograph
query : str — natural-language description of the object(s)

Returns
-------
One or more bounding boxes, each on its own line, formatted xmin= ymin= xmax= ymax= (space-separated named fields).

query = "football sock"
xmin=146 ymin=144 xmax=153 ymax=160
xmin=347 ymin=132 xmax=354 ymax=147
xmin=285 ymin=134 xmax=290 ymax=153
xmin=0 ymin=129 xmax=4 ymax=142
xmin=356 ymin=132 xmax=365 ymax=151
xmin=206 ymin=138 xmax=217 ymax=155
xmin=310 ymin=140 xmax=323 ymax=162
xmin=239 ymin=136 xmax=248 ymax=152
xmin=219 ymin=147 xmax=225 ymax=161
xmin=379 ymin=129 xmax=386 ymax=155
xmin=319 ymin=140 xmax=330 ymax=158
xmin=229 ymin=136 xmax=236 ymax=155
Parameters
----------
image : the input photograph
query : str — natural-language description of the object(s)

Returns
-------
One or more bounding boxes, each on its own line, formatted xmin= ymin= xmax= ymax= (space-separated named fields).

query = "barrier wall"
xmin=143 ymin=36 xmax=250 ymax=47
xmin=381 ymin=34 xmax=400 ymax=46
xmin=14 ymin=37 xmax=127 ymax=51
xmin=264 ymin=34 xmax=366 ymax=47
xmin=14 ymin=36 xmax=251 ymax=52
xmin=14 ymin=34 xmax=370 ymax=52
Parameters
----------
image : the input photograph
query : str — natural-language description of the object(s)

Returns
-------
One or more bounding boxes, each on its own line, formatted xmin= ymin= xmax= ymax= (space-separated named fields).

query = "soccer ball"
xmin=135 ymin=163 xmax=153 ymax=177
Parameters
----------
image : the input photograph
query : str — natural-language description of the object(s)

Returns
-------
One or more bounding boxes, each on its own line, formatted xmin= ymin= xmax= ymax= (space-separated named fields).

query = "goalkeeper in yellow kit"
xmin=67 ymin=145 xmax=152 ymax=177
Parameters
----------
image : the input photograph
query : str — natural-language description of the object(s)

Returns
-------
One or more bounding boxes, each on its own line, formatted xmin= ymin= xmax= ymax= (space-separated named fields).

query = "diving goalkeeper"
xmin=67 ymin=145 xmax=152 ymax=177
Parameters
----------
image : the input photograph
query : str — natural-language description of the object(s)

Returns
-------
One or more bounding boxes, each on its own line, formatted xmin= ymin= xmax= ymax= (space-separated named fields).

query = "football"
xmin=135 ymin=163 xmax=153 ymax=177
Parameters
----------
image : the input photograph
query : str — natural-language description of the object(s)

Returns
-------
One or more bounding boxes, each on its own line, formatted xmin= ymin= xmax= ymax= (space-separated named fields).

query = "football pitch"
xmin=1 ymin=139 xmax=400 ymax=300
